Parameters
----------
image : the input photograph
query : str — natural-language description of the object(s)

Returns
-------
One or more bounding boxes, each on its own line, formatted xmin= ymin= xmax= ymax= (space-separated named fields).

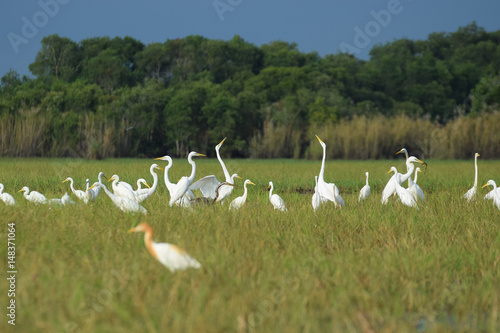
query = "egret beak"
xmin=155 ymin=166 xmax=164 ymax=172
xmin=249 ymin=181 xmax=256 ymax=186
xmin=395 ymin=149 xmax=404 ymax=155
xmin=416 ymin=159 xmax=424 ymax=164
xmin=88 ymin=184 xmax=98 ymax=190
xmin=197 ymin=153 xmax=206 ymax=157
xmin=144 ymin=182 xmax=151 ymax=189
xmin=127 ymin=227 xmax=138 ymax=233
xmin=315 ymin=135 xmax=324 ymax=144
xmin=18 ymin=189 xmax=23 ymax=192
xmin=62 ymin=178 xmax=69 ymax=183
xmin=417 ymin=169 xmax=422 ymax=173
xmin=387 ymin=169 xmax=392 ymax=174
xmin=107 ymin=176 xmax=115 ymax=183
xmin=236 ymin=175 xmax=242 ymax=180
xmin=217 ymin=137 xmax=227 ymax=147
xmin=154 ymin=156 xmax=166 ymax=160
xmin=482 ymin=183 xmax=489 ymax=188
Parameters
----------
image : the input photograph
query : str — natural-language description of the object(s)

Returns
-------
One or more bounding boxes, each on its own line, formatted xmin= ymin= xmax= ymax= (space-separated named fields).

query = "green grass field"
xmin=1 ymin=157 xmax=499 ymax=333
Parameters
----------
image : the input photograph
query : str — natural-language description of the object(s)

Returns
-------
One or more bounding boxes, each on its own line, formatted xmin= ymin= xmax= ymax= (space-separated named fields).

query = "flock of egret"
xmin=1 ymin=136 xmax=499 ymax=271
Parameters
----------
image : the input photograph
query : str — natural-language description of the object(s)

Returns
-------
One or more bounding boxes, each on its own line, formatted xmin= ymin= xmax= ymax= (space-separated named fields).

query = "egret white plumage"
xmin=381 ymin=156 xmax=424 ymax=204
xmin=388 ymin=167 xmax=418 ymax=208
xmin=190 ymin=182 xmax=237 ymax=207
xmin=135 ymin=178 xmax=150 ymax=191
xmin=63 ymin=177 xmax=88 ymax=204
xmin=128 ymin=222 xmax=201 ymax=272
xmin=463 ymin=153 xmax=480 ymax=202
xmin=86 ymin=172 xmax=105 ymax=202
xmin=408 ymin=167 xmax=425 ymax=202
xmin=49 ymin=192 xmax=75 ymax=206
xmin=108 ymin=174 xmax=135 ymax=200
xmin=268 ymin=181 xmax=287 ymax=211
xmin=155 ymin=155 xmax=193 ymax=207
xmin=19 ymin=187 xmax=47 ymax=204
xmin=168 ymin=151 xmax=205 ymax=207
xmin=315 ymin=135 xmax=345 ymax=207
xmin=89 ymin=182 xmax=147 ymax=214
xmin=482 ymin=180 xmax=500 ymax=210
xmin=229 ymin=179 xmax=255 ymax=211
xmin=0 ymin=184 xmax=16 ymax=206
xmin=133 ymin=164 xmax=163 ymax=203
xmin=358 ymin=172 xmax=370 ymax=202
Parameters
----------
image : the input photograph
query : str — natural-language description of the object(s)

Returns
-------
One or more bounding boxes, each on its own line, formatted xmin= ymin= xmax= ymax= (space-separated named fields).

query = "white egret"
xmin=268 ymin=181 xmax=287 ymax=212
xmin=49 ymin=192 xmax=75 ymax=206
xmin=482 ymin=180 xmax=500 ymax=210
xmin=128 ymin=222 xmax=201 ymax=272
xmin=168 ymin=151 xmax=205 ymax=207
xmin=396 ymin=148 xmax=411 ymax=187
xmin=108 ymin=174 xmax=136 ymax=200
xmin=86 ymin=172 xmax=105 ymax=202
xmin=381 ymin=156 xmax=424 ymax=204
xmin=484 ymin=187 xmax=500 ymax=201
xmin=18 ymin=187 xmax=47 ymax=204
xmin=312 ymin=176 xmax=321 ymax=211
xmin=358 ymin=172 xmax=370 ymax=202
xmin=63 ymin=177 xmax=88 ymax=204
xmin=89 ymin=182 xmax=147 ymax=214
xmin=0 ymin=184 xmax=16 ymax=206
xmin=190 ymin=182 xmax=237 ymax=207
xmin=229 ymin=179 xmax=255 ymax=211
xmin=190 ymin=138 xmax=239 ymax=204
xmin=388 ymin=167 xmax=418 ymax=208
xmin=315 ymin=135 xmax=345 ymax=208
xmin=463 ymin=153 xmax=480 ymax=202
xmin=135 ymin=178 xmax=150 ymax=191
xmin=134 ymin=164 xmax=163 ymax=203
xmin=408 ymin=167 xmax=425 ymax=202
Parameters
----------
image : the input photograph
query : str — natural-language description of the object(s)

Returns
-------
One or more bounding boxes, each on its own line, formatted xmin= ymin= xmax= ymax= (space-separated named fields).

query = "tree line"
xmin=1 ymin=22 xmax=499 ymax=159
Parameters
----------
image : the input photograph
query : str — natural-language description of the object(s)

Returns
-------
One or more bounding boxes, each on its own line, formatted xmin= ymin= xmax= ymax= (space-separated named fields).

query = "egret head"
xmin=245 ymin=180 xmax=256 ymax=186
xmin=18 ymin=186 xmax=29 ymax=193
xmin=62 ymin=177 xmax=71 ymax=183
xmin=475 ymin=153 xmax=480 ymax=158
xmin=407 ymin=156 xmax=424 ymax=165
xmin=416 ymin=167 xmax=422 ymax=174
xmin=365 ymin=172 xmax=369 ymax=178
xmin=128 ymin=222 xmax=151 ymax=234
xmin=315 ymin=135 xmax=326 ymax=148
xmin=151 ymin=163 xmax=164 ymax=172
xmin=108 ymin=175 xmax=119 ymax=183
xmin=387 ymin=166 xmax=398 ymax=174
xmin=216 ymin=137 xmax=227 ymax=149
xmin=231 ymin=174 xmax=242 ymax=181
xmin=189 ymin=151 xmax=206 ymax=158
xmin=482 ymin=180 xmax=496 ymax=189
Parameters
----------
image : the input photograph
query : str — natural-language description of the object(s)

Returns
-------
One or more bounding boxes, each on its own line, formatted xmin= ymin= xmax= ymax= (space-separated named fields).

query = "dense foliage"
xmin=1 ymin=23 xmax=499 ymax=158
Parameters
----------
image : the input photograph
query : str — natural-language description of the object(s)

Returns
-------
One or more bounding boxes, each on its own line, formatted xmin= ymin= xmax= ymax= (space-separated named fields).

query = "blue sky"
xmin=1 ymin=0 xmax=499 ymax=78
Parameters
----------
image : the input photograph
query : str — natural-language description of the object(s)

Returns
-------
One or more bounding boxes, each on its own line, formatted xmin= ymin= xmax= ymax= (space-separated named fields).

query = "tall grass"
xmin=0 ymin=158 xmax=499 ymax=332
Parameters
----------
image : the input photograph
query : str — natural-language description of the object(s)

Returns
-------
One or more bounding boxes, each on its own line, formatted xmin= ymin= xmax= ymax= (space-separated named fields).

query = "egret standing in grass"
xmin=155 ymin=155 xmax=193 ymax=208
xmin=229 ymin=179 xmax=255 ymax=211
xmin=381 ymin=156 xmax=424 ymax=204
xmin=128 ymin=222 xmax=201 ymax=272
xmin=19 ymin=187 xmax=47 ymax=204
xmin=89 ymin=182 xmax=147 ymax=214
xmin=133 ymin=164 xmax=163 ymax=203
xmin=482 ymin=180 xmax=500 ymax=211
xmin=315 ymin=135 xmax=344 ymax=207
xmin=463 ymin=153 xmax=480 ymax=202
xmin=108 ymin=174 xmax=136 ymax=200
xmin=268 ymin=181 xmax=287 ymax=212
xmin=0 ymin=184 xmax=16 ymax=206
xmin=168 ymin=151 xmax=205 ymax=207
xmin=63 ymin=177 xmax=88 ymax=204
xmin=388 ymin=167 xmax=418 ymax=208
xmin=408 ymin=167 xmax=425 ymax=202
xmin=86 ymin=172 xmax=105 ymax=202
xmin=358 ymin=172 xmax=370 ymax=202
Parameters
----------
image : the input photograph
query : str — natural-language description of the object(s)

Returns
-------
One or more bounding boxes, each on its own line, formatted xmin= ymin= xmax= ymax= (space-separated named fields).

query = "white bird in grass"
xmin=484 ymin=186 xmax=500 ymax=201
xmin=155 ymin=155 xmax=193 ymax=208
xmin=189 ymin=138 xmax=239 ymax=204
xmin=268 ymin=181 xmax=287 ymax=212
xmin=388 ymin=167 xmax=418 ymax=208
xmin=229 ymin=179 xmax=255 ymax=211
xmin=315 ymin=135 xmax=345 ymax=208
xmin=86 ymin=172 xmax=105 ymax=202
xmin=358 ymin=172 xmax=370 ymax=202
xmin=48 ymin=192 xmax=75 ymax=206
xmin=463 ymin=153 xmax=480 ymax=202
xmin=408 ymin=167 xmax=425 ymax=202
xmin=128 ymin=222 xmax=201 ymax=272
xmin=381 ymin=156 xmax=424 ymax=204
xmin=190 ymin=182 xmax=237 ymax=207
xmin=168 ymin=151 xmax=206 ymax=207
xmin=89 ymin=182 xmax=147 ymax=214
xmin=0 ymin=184 xmax=16 ymax=206
xmin=482 ymin=180 xmax=500 ymax=211
xmin=133 ymin=164 xmax=163 ymax=203
xmin=63 ymin=177 xmax=88 ymax=204
xmin=108 ymin=174 xmax=135 ymax=201
xmin=18 ymin=186 xmax=47 ymax=204
xmin=135 ymin=178 xmax=150 ymax=191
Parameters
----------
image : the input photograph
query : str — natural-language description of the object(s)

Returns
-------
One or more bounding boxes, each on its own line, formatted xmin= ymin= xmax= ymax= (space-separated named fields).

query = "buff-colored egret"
xmin=268 ymin=181 xmax=287 ymax=211
xmin=63 ymin=177 xmax=88 ymax=204
xmin=0 ymin=184 xmax=16 ymax=206
xmin=463 ymin=153 xmax=480 ymax=202
xmin=358 ymin=172 xmax=370 ymax=202
xmin=388 ymin=167 xmax=418 ymax=208
xmin=19 ymin=187 xmax=47 ymax=204
xmin=49 ymin=192 xmax=75 ymax=206
xmin=190 ymin=182 xmax=237 ymax=207
xmin=190 ymin=138 xmax=239 ymax=204
xmin=168 ymin=152 xmax=205 ymax=207
xmin=482 ymin=180 xmax=500 ymax=210
xmin=108 ymin=174 xmax=135 ymax=200
xmin=134 ymin=164 xmax=163 ymax=203
xmin=381 ymin=156 xmax=424 ymax=204
xmin=408 ymin=167 xmax=425 ymax=202
xmin=315 ymin=135 xmax=345 ymax=207
xmin=128 ymin=222 xmax=201 ymax=272
xmin=89 ymin=182 xmax=147 ymax=214
xmin=229 ymin=179 xmax=255 ymax=211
